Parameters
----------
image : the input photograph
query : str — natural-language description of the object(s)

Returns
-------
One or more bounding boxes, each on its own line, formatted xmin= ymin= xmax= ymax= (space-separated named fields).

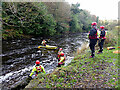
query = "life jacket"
xmin=59 ymin=56 xmax=66 ymax=62
xmin=99 ymin=29 xmax=106 ymax=39
xmin=58 ymin=51 xmax=63 ymax=59
xmin=89 ymin=28 xmax=98 ymax=39
xmin=63 ymin=56 xmax=66 ymax=62
xmin=42 ymin=41 xmax=46 ymax=46
xmin=36 ymin=66 xmax=43 ymax=74
xmin=58 ymin=51 xmax=63 ymax=55
xmin=58 ymin=56 xmax=66 ymax=65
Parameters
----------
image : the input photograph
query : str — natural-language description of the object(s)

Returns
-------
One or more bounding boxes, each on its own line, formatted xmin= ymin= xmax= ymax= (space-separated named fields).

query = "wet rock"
xmin=31 ymin=38 xmax=36 ymax=40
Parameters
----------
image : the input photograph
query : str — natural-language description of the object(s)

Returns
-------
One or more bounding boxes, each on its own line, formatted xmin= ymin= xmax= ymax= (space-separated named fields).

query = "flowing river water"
xmin=1 ymin=33 xmax=88 ymax=89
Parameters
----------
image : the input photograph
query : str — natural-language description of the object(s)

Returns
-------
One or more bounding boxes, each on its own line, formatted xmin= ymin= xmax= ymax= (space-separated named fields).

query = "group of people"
xmin=88 ymin=22 xmax=106 ymax=58
xmin=29 ymin=22 xmax=106 ymax=79
xmin=41 ymin=40 xmax=66 ymax=66
xmin=29 ymin=40 xmax=65 ymax=79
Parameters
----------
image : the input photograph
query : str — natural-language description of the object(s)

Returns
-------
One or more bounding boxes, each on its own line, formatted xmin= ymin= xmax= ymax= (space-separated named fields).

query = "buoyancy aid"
xmin=58 ymin=51 xmax=63 ymax=59
xmin=36 ymin=66 xmax=43 ymax=74
xmin=99 ymin=29 xmax=106 ymax=39
xmin=88 ymin=28 xmax=98 ymax=39
xmin=41 ymin=41 xmax=46 ymax=46
xmin=58 ymin=56 xmax=66 ymax=64
xmin=29 ymin=65 xmax=46 ymax=77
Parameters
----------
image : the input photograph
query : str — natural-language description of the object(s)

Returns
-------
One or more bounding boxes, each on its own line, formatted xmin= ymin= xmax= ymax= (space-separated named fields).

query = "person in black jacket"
xmin=97 ymin=26 xmax=107 ymax=54
xmin=88 ymin=22 xmax=99 ymax=58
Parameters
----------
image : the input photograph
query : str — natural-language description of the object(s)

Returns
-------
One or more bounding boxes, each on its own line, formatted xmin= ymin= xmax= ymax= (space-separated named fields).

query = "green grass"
xmin=25 ymin=45 xmax=119 ymax=88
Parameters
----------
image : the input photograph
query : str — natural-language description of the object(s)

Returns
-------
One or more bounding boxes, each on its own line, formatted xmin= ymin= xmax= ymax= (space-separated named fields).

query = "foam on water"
xmin=0 ymin=65 xmax=34 ymax=83
xmin=64 ymin=56 xmax=74 ymax=66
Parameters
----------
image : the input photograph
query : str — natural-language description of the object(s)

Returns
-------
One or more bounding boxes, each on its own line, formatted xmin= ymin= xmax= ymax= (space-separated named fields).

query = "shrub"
xmin=104 ymin=28 xmax=118 ymax=47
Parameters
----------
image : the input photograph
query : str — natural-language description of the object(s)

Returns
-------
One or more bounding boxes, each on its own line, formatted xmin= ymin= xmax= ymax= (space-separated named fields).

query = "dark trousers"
xmin=98 ymin=39 xmax=105 ymax=52
xmin=89 ymin=39 xmax=97 ymax=56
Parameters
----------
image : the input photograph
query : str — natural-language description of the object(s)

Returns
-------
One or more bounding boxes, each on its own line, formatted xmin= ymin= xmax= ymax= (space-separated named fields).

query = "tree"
xmin=44 ymin=2 xmax=71 ymax=34
xmin=2 ymin=2 xmax=56 ymax=38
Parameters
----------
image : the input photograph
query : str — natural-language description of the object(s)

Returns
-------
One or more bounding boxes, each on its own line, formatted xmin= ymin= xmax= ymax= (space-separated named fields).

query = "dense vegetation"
xmin=2 ymin=2 xmax=101 ymax=39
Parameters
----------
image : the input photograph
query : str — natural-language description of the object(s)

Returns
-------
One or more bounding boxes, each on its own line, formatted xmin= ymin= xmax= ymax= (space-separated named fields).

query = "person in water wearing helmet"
xmin=29 ymin=60 xmax=46 ymax=79
xmin=57 ymin=48 xmax=63 ymax=59
xmin=97 ymin=26 xmax=106 ymax=54
xmin=88 ymin=22 xmax=99 ymax=58
xmin=41 ymin=40 xmax=47 ymax=46
xmin=58 ymin=52 xmax=66 ymax=67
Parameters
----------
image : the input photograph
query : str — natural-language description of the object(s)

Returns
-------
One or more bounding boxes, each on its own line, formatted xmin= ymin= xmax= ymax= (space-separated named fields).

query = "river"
xmin=1 ymin=33 xmax=88 ymax=89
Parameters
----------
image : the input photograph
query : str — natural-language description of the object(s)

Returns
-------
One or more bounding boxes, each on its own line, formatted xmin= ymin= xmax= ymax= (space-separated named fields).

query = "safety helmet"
xmin=100 ymin=26 xmax=104 ymax=29
xmin=60 ymin=53 xmax=64 ymax=56
xmin=59 ymin=48 xmax=62 ymax=51
xmin=91 ymin=22 xmax=97 ymax=26
xmin=43 ymin=40 xmax=45 ymax=41
xmin=36 ymin=60 xmax=40 ymax=65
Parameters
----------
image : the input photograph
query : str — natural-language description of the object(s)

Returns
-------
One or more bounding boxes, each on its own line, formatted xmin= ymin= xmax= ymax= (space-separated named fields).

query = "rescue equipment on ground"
xmin=107 ymin=47 xmax=115 ymax=50
xmin=113 ymin=50 xmax=120 ymax=54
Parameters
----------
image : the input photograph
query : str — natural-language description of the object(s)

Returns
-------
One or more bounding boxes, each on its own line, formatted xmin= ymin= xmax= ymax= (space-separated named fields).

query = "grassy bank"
xmin=25 ymin=46 xmax=119 ymax=88
xmin=25 ymin=27 xmax=119 ymax=88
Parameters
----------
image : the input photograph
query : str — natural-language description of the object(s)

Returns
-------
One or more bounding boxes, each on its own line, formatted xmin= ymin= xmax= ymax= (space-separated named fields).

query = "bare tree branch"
xmin=8 ymin=3 xmax=24 ymax=26
xmin=1 ymin=19 xmax=20 ymax=27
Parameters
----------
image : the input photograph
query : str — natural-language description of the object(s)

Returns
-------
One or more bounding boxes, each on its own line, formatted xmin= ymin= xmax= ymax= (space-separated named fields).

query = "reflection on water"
xmin=1 ymin=33 xmax=88 ymax=89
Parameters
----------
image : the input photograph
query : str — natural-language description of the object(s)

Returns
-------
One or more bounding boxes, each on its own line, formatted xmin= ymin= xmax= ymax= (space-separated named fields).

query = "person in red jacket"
xmin=88 ymin=22 xmax=99 ymax=58
xmin=58 ymin=53 xmax=66 ymax=67
xmin=97 ymin=26 xmax=106 ymax=54
xmin=57 ymin=48 xmax=63 ymax=59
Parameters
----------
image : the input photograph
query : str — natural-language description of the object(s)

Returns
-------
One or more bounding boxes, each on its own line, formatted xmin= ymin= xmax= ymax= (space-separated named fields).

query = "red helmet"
xmin=60 ymin=53 xmax=64 ymax=56
xmin=91 ymin=22 xmax=97 ymax=26
xmin=100 ymin=26 xmax=104 ymax=29
xmin=36 ymin=60 xmax=40 ymax=65
xmin=59 ymin=48 xmax=62 ymax=51
xmin=43 ymin=40 xmax=45 ymax=41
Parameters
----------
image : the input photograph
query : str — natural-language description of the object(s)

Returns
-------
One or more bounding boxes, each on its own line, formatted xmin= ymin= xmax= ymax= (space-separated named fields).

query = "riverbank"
xmin=2 ymin=32 xmax=86 ymax=41
xmin=25 ymin=45 xmax=119 ymax=88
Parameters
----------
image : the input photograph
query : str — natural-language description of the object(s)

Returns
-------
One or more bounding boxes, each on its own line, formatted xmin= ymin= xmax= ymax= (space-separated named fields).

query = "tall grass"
xmin=74 ymin=42 xmax=89 ymax=56
xmin=104 ymin=27 xmax=118 ymax=47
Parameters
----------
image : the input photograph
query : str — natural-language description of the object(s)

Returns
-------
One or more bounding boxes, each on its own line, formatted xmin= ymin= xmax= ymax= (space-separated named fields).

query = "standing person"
xmin=41 ymin=40 xmax=47 ymax=46
xmin=29 ymin=60 xmax=46 ymax=79
xmin=88 ymin=22 xmax=99 ymax=58
xmin=97 ymin=26 xmax=106 ymax=54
